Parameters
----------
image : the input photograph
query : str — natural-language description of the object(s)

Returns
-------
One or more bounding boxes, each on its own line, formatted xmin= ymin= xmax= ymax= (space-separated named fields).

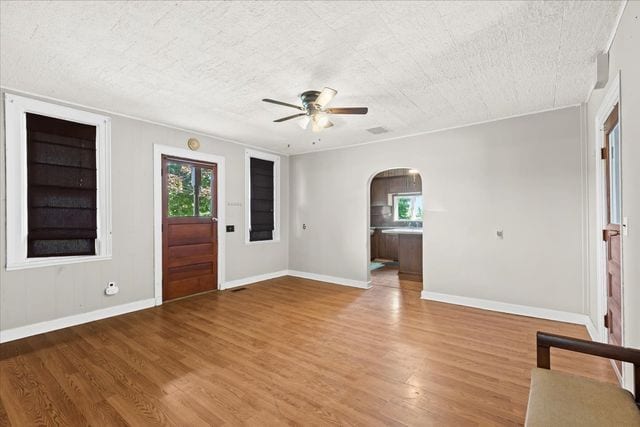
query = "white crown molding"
xmin=585 ymin=1 xmax=628 ymax=103
xmin=0 ymin=86 xmax=288 ymax=156
xmin=292 ymin=104 xmax=581 ymax=156
xmin=0 ymin=298 xmax=155 ymax=343
xmin=605 ymin=0 xmax=628 ymax=54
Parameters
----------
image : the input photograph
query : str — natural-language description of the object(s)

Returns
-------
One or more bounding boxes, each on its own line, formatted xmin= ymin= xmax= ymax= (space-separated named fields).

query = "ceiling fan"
xmin=262 ymin=87 xmax=368 ymax=132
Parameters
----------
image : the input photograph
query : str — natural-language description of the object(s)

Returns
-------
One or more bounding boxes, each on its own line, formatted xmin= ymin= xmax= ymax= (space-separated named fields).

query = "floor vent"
xmin=366 ymin=126 xmax=389 ymax=135
xmin=230 ymin=287 xmax=247 ymax=292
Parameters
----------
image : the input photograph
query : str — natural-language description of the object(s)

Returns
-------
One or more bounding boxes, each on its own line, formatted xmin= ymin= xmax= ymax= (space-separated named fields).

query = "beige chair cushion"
xmin=525 ymin=368 xmax=640 ymax=427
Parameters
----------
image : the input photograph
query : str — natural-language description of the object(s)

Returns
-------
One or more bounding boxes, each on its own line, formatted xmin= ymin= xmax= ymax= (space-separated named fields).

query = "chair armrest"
xmin=536 ymin=331 xmax=640 ymax=408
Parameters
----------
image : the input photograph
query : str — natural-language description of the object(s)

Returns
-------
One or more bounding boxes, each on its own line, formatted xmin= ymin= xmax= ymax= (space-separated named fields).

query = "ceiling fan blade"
xmin=262 ymin=98 xmax=304 ymax=110
xmin=315 ymin=87 xmax=337 ymax=107
xmin=298 ymin=116 xmax=310 ymax=130
xmin=327 ymin=107 xmax=368 ymax=115
xmin=274 ymin=113 xmax=307 ymax=123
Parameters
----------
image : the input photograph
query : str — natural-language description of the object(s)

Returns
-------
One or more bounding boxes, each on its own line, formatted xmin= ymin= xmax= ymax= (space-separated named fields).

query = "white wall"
xmin=586 ymin=1 xmax=640 ymax=387
xmin=290 ymin=107 xmax=587 ymax=314
xmin=0 ymin=90 xmax=289 ymax=332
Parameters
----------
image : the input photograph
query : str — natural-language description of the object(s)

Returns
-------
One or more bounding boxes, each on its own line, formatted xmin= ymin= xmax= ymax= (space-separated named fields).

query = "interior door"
xmin=602 ymin=104 xmax=622 ymax=355
xmin=162 ymin=156 xmax=217 ymax=301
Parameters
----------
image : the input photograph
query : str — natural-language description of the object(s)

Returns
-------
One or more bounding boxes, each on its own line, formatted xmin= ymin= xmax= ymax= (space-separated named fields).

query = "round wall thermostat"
xmin=187 ymin=137 xmax=200 ymax=151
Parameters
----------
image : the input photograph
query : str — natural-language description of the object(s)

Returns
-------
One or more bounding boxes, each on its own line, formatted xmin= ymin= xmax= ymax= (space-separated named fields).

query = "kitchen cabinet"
xmin=388 ymin=176 xmax=405 ymax=194
xmin=379 ymin=229 xmax=423 ymax=282
xmin=398 ymin=234 xmax=422 ymax=281
xmin=371 ymin=178 xmax=388 ymax=206
xmin=371 ymin=230 xmax=378 ymax=260
xmin=371 ymin=229 xmax=398 ymax=261
xmin=371 ymin=175 xmax=422 ymax=208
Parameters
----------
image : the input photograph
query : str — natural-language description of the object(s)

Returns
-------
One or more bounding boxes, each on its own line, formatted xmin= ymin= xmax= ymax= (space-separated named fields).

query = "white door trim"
xmin=153 ymin=144 xmax=226 ymax=305
xmin=593 ymin=72 xmax=624 ymax=383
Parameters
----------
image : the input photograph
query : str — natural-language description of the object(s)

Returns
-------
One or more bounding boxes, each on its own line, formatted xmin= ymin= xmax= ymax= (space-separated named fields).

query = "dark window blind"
xmin=26 ymin=113 xmax=98 ymax=257
xmin=249 ymin=157 xmax=274 ymax=242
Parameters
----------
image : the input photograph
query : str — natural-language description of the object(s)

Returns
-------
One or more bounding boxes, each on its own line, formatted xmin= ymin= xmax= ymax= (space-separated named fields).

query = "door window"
xmin=608 ymin=123 xmax=621 ymax=225
xmin=166 ymin=161 xmax=214 ymax=217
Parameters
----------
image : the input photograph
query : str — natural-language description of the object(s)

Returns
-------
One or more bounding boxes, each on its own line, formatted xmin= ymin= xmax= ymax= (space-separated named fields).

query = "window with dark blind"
xmin=249 ymin=157 xmax=275 ymax=242
xmin=26 ymin=113 xmax=98 ymax=257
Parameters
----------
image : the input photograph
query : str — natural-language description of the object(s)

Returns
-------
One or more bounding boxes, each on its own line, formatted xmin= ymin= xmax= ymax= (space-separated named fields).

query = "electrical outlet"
xmin=105 ymin=281 xmax=119 ymax=296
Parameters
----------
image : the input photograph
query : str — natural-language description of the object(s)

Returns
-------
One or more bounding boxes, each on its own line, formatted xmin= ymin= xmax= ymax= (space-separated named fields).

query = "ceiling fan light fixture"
xmin=298 ymin=116 xmax=310 ymax=130
xmin=315 ymin=87 xmax=337 ymax=107
xmin=262 ymin=88 xmax=368 ymax=132
xmin=313 ymin=112 xmax=330 ymax=128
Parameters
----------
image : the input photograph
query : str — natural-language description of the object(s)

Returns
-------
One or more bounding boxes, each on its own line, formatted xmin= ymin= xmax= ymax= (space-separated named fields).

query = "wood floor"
xmin=0 ymin=276 xmax=615 ymax=426
xmin=371 ymin=264 xmax=422 ymax=292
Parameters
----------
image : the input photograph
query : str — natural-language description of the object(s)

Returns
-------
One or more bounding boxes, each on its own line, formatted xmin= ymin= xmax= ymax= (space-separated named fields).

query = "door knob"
xmin=212 ymin=217 xmax=218 ymax=222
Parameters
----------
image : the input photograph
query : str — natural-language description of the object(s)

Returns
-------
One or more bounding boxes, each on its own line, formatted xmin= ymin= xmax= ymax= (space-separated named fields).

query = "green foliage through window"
xmin=167 ymin=162 xmax=214 ymax=217
xmin=393 ymin=194 xmax=423 ymax=221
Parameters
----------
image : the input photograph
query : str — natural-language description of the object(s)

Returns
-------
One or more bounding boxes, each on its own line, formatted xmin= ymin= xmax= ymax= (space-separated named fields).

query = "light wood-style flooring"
xmin=0 ymin=276 xmax=615 ymax=426
xmin=371 ymin=264 xmax=422 ymax=292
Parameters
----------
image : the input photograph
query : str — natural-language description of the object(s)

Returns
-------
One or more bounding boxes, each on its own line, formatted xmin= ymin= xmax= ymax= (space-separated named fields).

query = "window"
xmin=166 ymin=160 xmax=214 ymax=217
xmin=5 ymin=94 xmax=112 ymax=269
xmin=393 ymin=193 xmax=423 ymax=221
xmin=245 ymin=149 xmax=280 ymax=243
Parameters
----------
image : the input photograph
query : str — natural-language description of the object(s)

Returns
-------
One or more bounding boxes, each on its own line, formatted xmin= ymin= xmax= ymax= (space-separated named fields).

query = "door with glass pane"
xmin=602 ymin=104 xmax=622 ymax=357
xmin=162 ymin=156 xmax=217 ymax=301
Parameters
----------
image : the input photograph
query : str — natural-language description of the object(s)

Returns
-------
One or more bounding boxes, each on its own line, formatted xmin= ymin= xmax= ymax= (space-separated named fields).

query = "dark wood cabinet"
xmin=371 ymin=230 xmax=378 ymax=260
xmin=371 ymin=179 xmax=388 ymax=206
xmin=388 ymin=176 xmax=405 ymax=194
xmin=371 ymin=229 xmax=398 ymax=261
xmin=384 ymin=233 xmax=398 ymax=260
xmin=371 ymin=175 xmax=421 ymax=209
xmin=398 ymin=234 xmax=422 ymax=281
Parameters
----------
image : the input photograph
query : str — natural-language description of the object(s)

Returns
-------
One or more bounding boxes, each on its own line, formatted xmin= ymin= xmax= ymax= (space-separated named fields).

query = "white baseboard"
xmin=287 ymin=270 xmax=372 ymax=289
xmin=0 ymin=298 xmax=156 ymax=344
xmin=0 ymin=270 xmax=370 ymax=343
xmin=421 ymin=291 xmax=592 ymax=328
xmin=220 ymin=270 xmax=289 ymax=290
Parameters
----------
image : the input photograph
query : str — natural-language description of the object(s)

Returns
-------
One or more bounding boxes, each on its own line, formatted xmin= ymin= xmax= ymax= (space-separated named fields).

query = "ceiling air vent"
xmin=366 ymin=126 xmax=389 ymax=135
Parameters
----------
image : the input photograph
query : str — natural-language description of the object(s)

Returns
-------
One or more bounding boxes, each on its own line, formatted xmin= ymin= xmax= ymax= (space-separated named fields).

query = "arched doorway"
xmin=367 ymin=168 xmax=423 ymax=292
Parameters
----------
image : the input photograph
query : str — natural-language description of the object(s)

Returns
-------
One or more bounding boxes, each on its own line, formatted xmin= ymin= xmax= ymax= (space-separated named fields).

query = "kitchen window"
xmin=393 ymin=193 xmax=423 ymax=222
xmin=5 ymin=94 xmax=112 ymax=269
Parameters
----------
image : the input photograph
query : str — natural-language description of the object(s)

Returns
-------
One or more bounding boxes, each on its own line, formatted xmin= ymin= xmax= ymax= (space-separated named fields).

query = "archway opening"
xmin=367 ymin=168 xmax=423 ymax=293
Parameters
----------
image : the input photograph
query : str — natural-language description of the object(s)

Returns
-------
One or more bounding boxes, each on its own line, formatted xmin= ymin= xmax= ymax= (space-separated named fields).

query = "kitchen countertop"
xmin=381 ymin=228 xmax=423 ymax=235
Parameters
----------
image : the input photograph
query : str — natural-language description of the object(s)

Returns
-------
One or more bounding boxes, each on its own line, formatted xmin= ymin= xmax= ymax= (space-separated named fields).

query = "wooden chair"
xmin=525 ymin=331 xmax=640 ymax=426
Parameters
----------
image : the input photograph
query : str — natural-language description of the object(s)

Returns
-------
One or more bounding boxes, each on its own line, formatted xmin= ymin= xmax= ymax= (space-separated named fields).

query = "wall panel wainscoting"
xmin=0 ymin=277 xmax=614 ymax=425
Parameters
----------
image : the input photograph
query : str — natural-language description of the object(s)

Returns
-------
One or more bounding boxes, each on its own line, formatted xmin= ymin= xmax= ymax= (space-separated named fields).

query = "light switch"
xmin=496 ymin=228 xmax=504 ymax=239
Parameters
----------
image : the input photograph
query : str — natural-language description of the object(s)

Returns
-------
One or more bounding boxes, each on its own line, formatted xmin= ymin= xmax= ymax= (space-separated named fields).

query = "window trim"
xmin=245 ymin=149 xmax=280 ymax=245
xmin=393 ymin=193 xmax=423 ymax=222
xmin=4 ymin=93 xmax=112 ymax=270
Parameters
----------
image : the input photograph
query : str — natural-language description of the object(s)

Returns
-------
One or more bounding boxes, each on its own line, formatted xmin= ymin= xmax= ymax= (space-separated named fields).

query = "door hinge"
xmin=602 ymin=229 xmax=608 ymax=242
xmin=601 ymin=147 xmax=608 ymax=160
xmin=604 ymin=313 xmax=609 ymax=329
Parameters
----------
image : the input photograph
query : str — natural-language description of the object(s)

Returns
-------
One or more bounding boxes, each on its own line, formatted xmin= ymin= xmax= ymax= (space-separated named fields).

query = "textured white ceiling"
xmin=0 ymin=1 xmax=623 ymax=154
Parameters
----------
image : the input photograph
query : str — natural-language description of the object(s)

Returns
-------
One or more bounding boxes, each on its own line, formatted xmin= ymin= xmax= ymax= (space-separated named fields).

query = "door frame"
xmin=153 ymin=144 xmax=226 ymax=305
xmin=594 ymin=72 xmax=624 ymax=379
